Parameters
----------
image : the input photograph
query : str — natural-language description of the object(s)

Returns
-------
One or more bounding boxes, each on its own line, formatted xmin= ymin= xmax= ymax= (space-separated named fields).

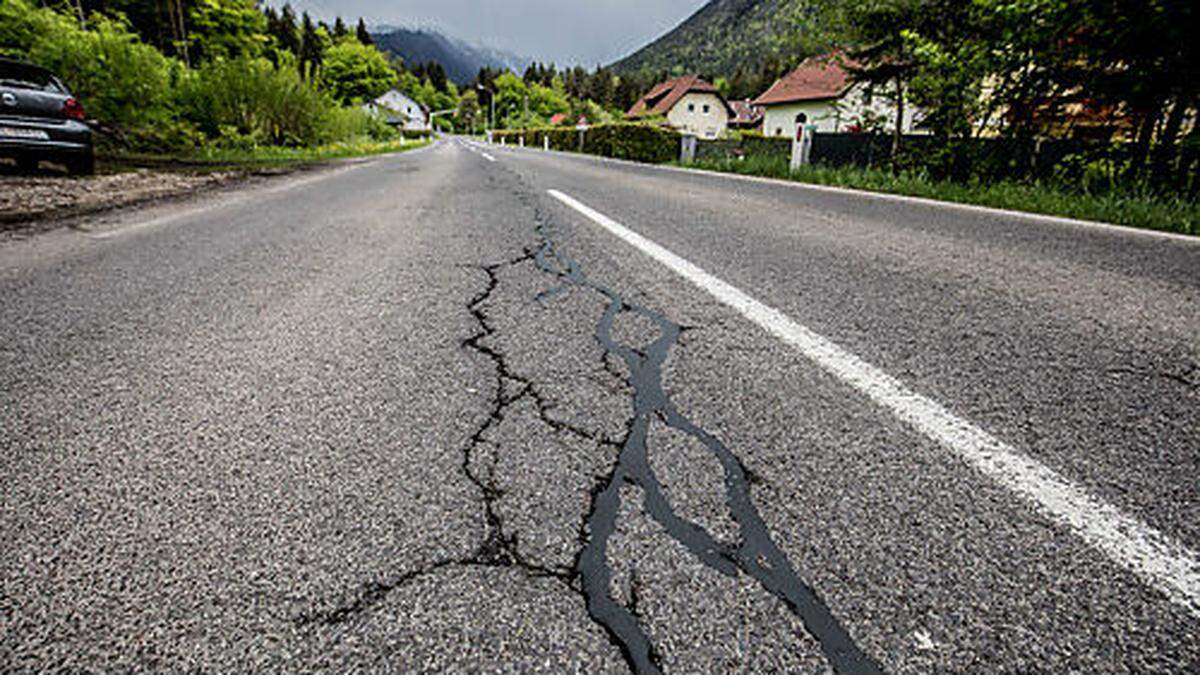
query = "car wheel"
xmin=67 ymin=152 xmax=94 ymax=176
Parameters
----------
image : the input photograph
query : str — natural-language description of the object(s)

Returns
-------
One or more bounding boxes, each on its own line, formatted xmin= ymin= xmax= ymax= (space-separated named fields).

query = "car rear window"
xmin=0 ymin=61 xmax=64 ymax=93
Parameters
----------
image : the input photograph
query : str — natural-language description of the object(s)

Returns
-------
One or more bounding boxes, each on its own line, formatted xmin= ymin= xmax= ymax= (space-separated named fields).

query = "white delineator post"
xmin=519 ymin=135 xmax=524 ymax=148
xmin=790 ymin=120 xmax=813 ymax=171
xmin=544 ymin=136 xmax=550 ymax=151
xmin=501 ymin=137 xmax=506 ymax=147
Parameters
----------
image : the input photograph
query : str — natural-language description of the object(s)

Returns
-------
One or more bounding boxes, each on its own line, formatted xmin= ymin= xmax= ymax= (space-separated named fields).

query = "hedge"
xmin=492 ymin=123 xmax=680 ymax=164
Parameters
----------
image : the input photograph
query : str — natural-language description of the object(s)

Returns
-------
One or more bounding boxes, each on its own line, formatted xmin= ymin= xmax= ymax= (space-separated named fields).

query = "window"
xmin=687 ymin=103 xmax=695 ymax=112
xmin=703 ymin=104 xmax=710 ymax=114
xmin=775 ymin=128 xmax=783 ymax=136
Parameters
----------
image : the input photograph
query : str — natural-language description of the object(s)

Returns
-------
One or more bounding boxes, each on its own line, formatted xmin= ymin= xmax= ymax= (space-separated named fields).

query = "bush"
xmin=494 ymin=123 xmax=680 ymax=163
xmin=318 ymin=106 xmax=396 ymax=144
xmin=179 ymin=56 xmax=331 ymax=147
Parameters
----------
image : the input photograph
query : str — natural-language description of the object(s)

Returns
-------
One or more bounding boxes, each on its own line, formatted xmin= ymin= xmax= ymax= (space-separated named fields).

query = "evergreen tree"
xmin=271 ymin=3 xmax=300 ymax=56
xmin=355 ymin=18 xmax=372 ymax=46
xmin=298 ymin=12 xmax=324 ymax=78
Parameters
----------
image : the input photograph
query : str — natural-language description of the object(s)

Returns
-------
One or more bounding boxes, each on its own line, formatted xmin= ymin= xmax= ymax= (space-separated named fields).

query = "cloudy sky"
xmin=279 ymin=0 xmax=709 ymax=65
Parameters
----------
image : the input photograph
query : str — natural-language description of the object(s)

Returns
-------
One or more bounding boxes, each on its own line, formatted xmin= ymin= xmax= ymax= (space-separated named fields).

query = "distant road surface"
xmin=2 ymin=139 xmax=1197 ymax=673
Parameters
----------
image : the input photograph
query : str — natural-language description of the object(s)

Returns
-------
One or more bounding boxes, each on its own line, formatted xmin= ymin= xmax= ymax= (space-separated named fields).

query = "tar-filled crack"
xmin=525 ymin=203 xmax=884 ymax=675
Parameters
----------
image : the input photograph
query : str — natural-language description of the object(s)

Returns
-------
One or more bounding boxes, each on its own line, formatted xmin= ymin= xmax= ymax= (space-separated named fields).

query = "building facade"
xmin=626 ymin=75 xmax=733 ymax=139
xmin=755 ymin=53 xmax=922 ymax=137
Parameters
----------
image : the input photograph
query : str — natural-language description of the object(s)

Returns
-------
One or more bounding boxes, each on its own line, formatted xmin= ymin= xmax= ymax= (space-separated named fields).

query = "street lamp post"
xmin=476 ymin=84 xmax=496 ymax=135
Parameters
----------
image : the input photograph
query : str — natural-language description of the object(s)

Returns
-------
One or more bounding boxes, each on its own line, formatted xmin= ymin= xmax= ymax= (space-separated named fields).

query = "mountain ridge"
xmin=370 ymin=27 xmax=529 ymax=85
xmin=610 ymin=0 xmax=819 ymax=77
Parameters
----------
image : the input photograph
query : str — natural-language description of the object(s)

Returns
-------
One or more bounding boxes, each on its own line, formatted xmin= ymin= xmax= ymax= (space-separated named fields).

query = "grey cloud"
xmin=280 ymin=0 xmax=707 ymax=65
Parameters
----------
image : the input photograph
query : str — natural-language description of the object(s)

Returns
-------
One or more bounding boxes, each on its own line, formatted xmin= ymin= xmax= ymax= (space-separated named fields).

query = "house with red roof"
xmin=626 ymin=75 xmax=734 ymax=139
xmin=753 ymin=52 xmax=921 ymax=137
xmin=728 ymin=99 xmax=764 ymax=131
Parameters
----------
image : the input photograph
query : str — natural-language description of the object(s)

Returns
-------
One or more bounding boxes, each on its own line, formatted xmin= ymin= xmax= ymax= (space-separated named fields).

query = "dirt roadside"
xmin=0 ymin=162 xmax=303 ymax=236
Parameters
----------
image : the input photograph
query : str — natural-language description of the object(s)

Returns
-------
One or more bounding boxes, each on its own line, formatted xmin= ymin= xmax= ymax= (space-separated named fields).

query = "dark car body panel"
xmin=0 ymin=58 xmax=93 ymax=172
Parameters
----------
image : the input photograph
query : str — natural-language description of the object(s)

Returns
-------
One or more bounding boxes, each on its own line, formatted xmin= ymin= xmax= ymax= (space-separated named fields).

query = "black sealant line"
xmin=530 ymin=207 xmax=885 ymax=675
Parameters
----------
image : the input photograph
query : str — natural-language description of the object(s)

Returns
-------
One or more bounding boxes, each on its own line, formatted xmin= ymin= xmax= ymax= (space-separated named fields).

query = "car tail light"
xmin=63 ymin=97 xmax=85 ymax=121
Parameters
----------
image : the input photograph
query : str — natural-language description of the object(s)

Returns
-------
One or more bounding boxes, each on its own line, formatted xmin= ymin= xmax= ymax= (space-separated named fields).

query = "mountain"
xmin=370 ymin=28 xmax=529 ymax=85
xmin=610 ymin=0 xmax=819 ymax=77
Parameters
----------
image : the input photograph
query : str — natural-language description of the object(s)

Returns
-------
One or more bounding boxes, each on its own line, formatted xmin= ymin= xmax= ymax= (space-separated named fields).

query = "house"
xmin=753 ymin=52 xmax=921 ymax=137
xmin=625 ymin=75 xmax=733 ymax=139
xmin=549 ymin=112 xmax=569 ymax=126
xmin=728 ymin=99 xmax=764 ymax=131
xmin=366 ymin=89 xmax=431 ymax=131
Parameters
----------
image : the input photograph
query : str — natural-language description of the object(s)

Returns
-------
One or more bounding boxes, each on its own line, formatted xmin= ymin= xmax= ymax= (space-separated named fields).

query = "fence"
xmin=697 ymin=132 xmax=1199 ymax=192
xmin=488 ymin=125 xmax=1199 ymax=195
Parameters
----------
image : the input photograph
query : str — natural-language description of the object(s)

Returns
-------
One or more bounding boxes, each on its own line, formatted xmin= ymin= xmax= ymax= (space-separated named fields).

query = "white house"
xmin=754 ymin=52 xmax=922 ymax=137
xmin=366 ymin=89 xmax=431 ymax=131
xmin=625 ymin=75 xmax=733 ymax=139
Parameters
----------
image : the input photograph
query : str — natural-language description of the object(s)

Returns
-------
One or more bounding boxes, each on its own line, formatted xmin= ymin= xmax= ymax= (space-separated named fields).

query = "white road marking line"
xmin=481 ymin=152 xmax=496 ymax=162
xmin=547 ymin=188 xmax=1200 ymax=618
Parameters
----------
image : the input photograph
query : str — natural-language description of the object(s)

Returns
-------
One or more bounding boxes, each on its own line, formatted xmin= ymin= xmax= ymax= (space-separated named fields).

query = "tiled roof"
xmin=625 ymin=75 xmax=731 ymax=119
xmin=753 ymin=52 xmax=858 ymax=106
xmin=729 ymin=99 xmax=763 ymax=125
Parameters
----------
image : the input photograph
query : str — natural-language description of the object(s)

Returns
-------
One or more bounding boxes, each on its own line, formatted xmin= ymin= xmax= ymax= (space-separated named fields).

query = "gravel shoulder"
xmin=0 ymin=168 xmax=251 ymax=233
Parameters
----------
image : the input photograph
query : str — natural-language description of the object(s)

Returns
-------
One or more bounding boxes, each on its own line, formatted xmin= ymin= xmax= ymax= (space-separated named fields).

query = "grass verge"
xmin=681 ymin=156 xmax=1198 ymax=236
xmin=101 ymin=137 xmax=432 ymax=173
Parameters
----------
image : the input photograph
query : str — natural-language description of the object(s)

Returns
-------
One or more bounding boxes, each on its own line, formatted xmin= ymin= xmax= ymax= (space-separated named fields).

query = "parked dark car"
xmin=0 ymin=58 xmax=93 ymax=175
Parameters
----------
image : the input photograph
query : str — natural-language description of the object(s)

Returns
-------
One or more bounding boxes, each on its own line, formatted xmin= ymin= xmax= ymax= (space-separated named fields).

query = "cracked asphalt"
xmin=1 ymin=139 xmax=1198 ymax=672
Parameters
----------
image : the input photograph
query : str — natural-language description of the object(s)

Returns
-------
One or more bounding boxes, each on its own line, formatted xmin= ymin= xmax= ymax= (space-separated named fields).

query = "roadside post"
xmin=544 ymin=136 xmax=550 ymax=151
xmin=680 ymin=134 xmax=697 ymax=163
xmin=790 ymin=113 xmax=814 ymax=171
xmin=486 ymin=130 xmax=493 ymax=144
xmin=501 ymin=136 xmax=506 ymax=147
xmin=576 ymin=120 xmax=590 ymax=153
xmin=519 ymin=135 xmax=524 ymax=148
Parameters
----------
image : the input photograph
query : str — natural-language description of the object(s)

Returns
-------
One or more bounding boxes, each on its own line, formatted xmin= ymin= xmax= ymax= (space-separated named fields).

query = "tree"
xmin=321 ymin=38 xmax=394 ymax=105
xmin=187 ymin=0 xmax=268 ymax=62
xmin=332 ymin=17 xmax=347 ymax=40
xmin=456 ymin=88 xmax=481 ymax=132
xmin=297 ymin=12 xmax=326 ymax=79
xmin=269 ymin=3 xmax=300 ymax=56
xmin=355 ymin=18 xmax=372 ymax=46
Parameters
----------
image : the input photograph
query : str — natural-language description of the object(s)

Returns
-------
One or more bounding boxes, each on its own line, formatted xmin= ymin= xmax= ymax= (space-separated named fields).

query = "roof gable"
xmin=626 ymin=75 xmax=732 ymax=119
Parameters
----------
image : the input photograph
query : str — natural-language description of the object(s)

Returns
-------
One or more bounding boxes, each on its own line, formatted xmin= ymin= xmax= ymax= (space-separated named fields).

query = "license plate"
xmin=0 ymin=126 xmax=49 ymax=140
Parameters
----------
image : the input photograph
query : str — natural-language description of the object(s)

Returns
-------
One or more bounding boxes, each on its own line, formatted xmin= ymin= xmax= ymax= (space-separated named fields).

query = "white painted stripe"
xmin=547 ymin=188 xmax=1200 ymax=617
xmin=481 ymin=152 xmax=496 ymax=162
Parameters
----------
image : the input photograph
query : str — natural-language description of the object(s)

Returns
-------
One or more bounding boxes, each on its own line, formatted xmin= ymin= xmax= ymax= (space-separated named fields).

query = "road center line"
xmin=547 ymin=188 xmax=1200 ymax=618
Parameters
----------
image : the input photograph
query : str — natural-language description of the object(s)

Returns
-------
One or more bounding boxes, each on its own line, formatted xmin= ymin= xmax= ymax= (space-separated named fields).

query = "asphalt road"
xmin=2 ymin=139 xmax=1197 ymax=673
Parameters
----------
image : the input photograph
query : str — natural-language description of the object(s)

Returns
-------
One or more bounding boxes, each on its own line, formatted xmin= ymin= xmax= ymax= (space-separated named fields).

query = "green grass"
xmin=102 ymin=137 xmax=431 ymax=173
xmin=681 ymin=156 xmax=1199 ymax=236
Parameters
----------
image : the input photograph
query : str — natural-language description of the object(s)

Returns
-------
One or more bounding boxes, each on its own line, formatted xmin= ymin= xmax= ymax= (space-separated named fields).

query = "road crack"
xmin=527 ymin=201 xmax=884 ymax=675
xmin=294 ymin=250 xmax=612 ymax=629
